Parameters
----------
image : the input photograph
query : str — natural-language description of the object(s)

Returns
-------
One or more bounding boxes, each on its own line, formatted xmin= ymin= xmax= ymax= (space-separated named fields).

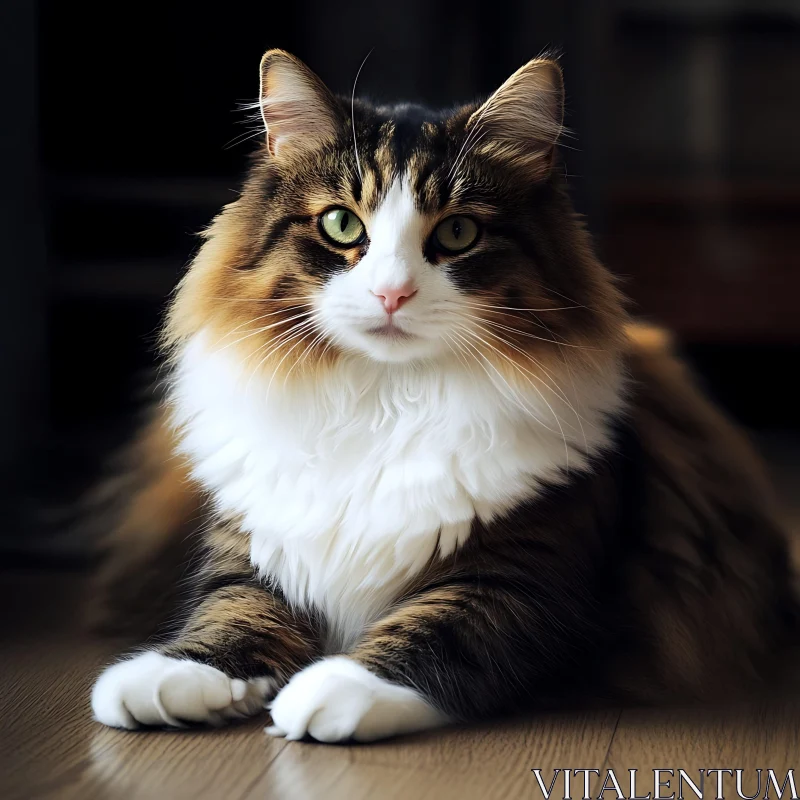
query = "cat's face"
xmin=168 ymin=51 xmax=623 ymax=375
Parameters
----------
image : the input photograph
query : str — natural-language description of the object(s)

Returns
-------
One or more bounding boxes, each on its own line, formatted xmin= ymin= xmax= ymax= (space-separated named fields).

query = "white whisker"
xmin=466 ymin=317 xmax=587 ymax=434
xmin=213 ymin=304 xmax=314 ymax=345
xmin=478 ymin=317 xmax=600 ymax=351
xmin=265 ymin=330 xmax=321 ymax=404
xmin=243 ymin=316 xmax=322 ymax=398
xmin=350 ymin=49 xmax=373 ymax=185
xmin=282 ymin=328 xmax=329 ymax=386
xmin=457 ymin=300 xmax=584 ymax=313
xmin=450 ymin=332 xmax=550 ymax=456
xmin=206 ymin=296 xmax=318 ymax=303
xmin=213 ymin=309 xmax=317 ymax=353
xmin=456 ymin=325 xmax=570 ymax=469
xmin=532 ymin=313 xmax=590 ymax=454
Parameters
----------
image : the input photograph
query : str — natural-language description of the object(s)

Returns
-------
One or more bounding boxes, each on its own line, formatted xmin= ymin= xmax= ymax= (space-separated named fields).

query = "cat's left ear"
xmin=466 ymin=58 xmax=564 ymax=180
xmin=259 ymin=50 xmax=343 ymax=159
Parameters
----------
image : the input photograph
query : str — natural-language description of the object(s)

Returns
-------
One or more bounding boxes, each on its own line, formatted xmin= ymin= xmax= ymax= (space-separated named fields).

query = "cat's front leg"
xmin=92 ymin=583 xmax=320 ymax=729
xmin=267 ymin=579 xmax=588 ymax=742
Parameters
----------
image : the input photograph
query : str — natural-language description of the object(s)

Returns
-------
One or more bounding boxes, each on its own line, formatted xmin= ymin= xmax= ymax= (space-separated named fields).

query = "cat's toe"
xmin=220 ymin=677 xmax=276 ymax=720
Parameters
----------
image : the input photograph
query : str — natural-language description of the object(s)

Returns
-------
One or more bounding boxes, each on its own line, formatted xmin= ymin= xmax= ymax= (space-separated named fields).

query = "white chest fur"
xmin=172 ymin=333 xmax=623 ymax=651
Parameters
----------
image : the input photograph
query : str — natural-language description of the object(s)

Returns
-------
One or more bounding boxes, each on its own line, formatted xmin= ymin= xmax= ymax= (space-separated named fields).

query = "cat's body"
xmin=89 ymin=51 xmax=795 ymax=741
xmin=172 ymin=312 xmax=624 ymax=656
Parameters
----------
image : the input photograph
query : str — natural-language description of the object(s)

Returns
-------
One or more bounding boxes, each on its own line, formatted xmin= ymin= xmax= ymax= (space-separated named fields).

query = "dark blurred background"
xmin=2 ymin=0 xmax=799 ymax=559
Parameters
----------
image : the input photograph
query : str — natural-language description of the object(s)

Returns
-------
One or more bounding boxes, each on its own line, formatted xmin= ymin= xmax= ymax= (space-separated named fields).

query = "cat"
xmin=89 ymin=50 xmax=796 ymax=742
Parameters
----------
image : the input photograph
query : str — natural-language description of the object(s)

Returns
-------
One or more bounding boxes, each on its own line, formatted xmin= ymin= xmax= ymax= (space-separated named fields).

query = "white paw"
xmin=91 ymin=651 xmax=276 ymax=729
xmin=266 ymin=657 xmax=448 ymax=743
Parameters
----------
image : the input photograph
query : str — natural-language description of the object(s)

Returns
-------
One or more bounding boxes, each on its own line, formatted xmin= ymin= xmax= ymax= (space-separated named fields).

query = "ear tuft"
xmin=259 ymin=50 xmax=341 ymax=159
xmin=467 ymin=58 xmax=564 ymax=179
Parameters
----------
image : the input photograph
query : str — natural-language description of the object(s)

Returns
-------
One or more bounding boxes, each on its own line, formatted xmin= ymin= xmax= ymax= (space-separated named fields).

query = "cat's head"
xmin=167 ymin=50 xmax=624 ymax=375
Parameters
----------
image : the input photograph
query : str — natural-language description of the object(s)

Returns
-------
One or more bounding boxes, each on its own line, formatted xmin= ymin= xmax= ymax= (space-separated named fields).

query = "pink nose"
xmin=372 ymin=283 xmax=417 ymax=314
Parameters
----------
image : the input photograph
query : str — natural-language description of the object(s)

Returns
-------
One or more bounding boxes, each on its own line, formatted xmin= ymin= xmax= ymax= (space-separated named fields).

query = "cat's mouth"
xmin=365 ymin=322 xmax=416 ymax=341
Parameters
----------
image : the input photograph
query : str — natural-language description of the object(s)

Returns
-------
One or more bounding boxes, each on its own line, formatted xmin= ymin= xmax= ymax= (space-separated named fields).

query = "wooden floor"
xmin=1 ymin=570 xmax=799 ymax=800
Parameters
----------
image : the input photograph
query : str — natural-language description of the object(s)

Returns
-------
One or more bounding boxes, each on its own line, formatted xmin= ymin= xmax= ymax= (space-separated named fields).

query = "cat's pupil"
xmin=452 ymin=220 xmax=462 ymax=239
xmin=340 ymin=212 xmax=350 ymax=233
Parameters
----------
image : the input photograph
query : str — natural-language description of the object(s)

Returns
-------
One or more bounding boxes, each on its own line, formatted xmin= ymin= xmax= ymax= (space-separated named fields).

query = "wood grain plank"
xmin=606 ymin=694 xmax=800 ymax=794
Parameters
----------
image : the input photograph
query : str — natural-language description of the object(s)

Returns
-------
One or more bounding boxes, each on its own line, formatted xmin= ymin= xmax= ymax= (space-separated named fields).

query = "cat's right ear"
xmin=259 ymin=50 xmax=342 ymax=159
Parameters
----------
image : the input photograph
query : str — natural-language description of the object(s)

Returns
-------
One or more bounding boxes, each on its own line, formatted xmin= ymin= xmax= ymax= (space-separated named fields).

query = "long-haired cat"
xmin=89 ymin=50 xmax=795 ymax=741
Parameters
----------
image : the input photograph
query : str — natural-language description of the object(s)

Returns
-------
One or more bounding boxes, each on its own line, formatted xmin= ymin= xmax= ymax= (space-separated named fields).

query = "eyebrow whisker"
xmin=350 ymin=49 xmax=374 ymax=186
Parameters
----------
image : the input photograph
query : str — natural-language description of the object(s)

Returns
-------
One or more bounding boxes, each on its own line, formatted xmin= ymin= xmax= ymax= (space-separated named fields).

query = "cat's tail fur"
xmin=85 ymin=406 xmax=206 ymax=638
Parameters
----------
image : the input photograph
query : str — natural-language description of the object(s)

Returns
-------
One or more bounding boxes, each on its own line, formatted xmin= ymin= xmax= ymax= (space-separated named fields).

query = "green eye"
xmin=433 ymin=215 xmax=479 ymax=254
xmin=319 ymin=207 xmax=366 ymax=247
